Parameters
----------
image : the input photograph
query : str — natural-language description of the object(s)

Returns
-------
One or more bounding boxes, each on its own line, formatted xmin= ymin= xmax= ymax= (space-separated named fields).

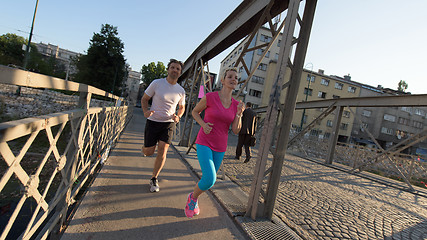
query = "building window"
xmin=414 ymin=108 xmax=425 ymax=116
xmin=398 ymin=117 xmax=409 ymax=125
xmin=252 ymin=75 xmax=265 ymax=84
xmin=360 ymin=122 xmax=368 ymax=131
xmin=348 ymin=86 xmax=356 ymax=93
xmin=324 ymin=132 xmax=331 ymax=139
xmin=333 ymin=95 xmax=340 ymax=99
xmin=383 ymin=114 xmax=396 ymax=122
xmin=326 ymin=120 xmax=333 ymax=127
xmin=310 ymin=129 xmax=321 ymax=136
xmin=362 ymin=110 xmax=372 ymax=117
xmin=381 ymin=127 xmax=394 ymax=135
xmin=238 ymin=47 xmax=242 ymax=54
xmin=318 ymin=91 xmax=326 ymax=99
xmin=307 ymin=74 xmax=315 ymax=82
xmin=249 ymin=89 xmax=262 ymax=98
xmin=413 ymin=121 xmax=423 ymax=129
xmin=401 ymin=107 xmax=412 ymax=113
xmin=260 ymin=34 xmax=272 ymax=43
xmin=335 ymin=82 xmax=343 ymax=90
xmin=340 ymin=123 xmax=348 ymax=130
xmin=321 ymin=78 xmax=329 ymax=86
xmin=304 ymin=88 xmax=313 ymax=96
xmin=275 ymin=53 xmax=279 ymax=61
xmin=277 ymin=39 xmax=281 ymax=47
xmin=343 ymin=111 xmax=350 ymax=118
xmin=257 ymin=63 xmax=267 ymax=71
xmin=257 ymin=49 xmax=270 ymax=58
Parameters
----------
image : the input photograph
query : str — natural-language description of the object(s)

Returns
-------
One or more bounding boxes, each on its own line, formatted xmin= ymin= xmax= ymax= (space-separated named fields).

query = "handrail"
xmin=0 ymin=65 xmax=132 ymax=239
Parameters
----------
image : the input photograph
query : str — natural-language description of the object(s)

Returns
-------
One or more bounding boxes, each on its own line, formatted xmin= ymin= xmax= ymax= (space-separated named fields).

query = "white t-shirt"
xmin=144 ymin=78 xmax=186 ymax=122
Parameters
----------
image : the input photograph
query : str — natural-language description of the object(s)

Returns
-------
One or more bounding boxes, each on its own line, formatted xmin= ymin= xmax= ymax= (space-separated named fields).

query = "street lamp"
xmin=23 ymin=0 xmax=39 ymax=70
xmin=299 ymin=63 xmax=313 ymax=131
xmin=18 ymin=0 xmax=39 ymax=96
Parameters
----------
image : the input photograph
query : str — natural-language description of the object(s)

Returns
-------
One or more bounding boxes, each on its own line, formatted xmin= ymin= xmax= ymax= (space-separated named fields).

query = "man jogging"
xmin=141 ymin=59 xmax=185 ymax=192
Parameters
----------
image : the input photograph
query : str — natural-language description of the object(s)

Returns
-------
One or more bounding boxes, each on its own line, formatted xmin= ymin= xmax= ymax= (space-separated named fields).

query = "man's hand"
xmin=144 ymin=110 xmax=155 ymax=118
xmin=173 ymin=114 xmax=180 ymax=123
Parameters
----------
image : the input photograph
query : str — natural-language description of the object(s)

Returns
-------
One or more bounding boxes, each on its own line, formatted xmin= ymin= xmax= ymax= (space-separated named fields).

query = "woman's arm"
xmin=192 ymin=96 xmax=213 ymax=134
xmin=231 ymin=101 xmax=244 ymax=134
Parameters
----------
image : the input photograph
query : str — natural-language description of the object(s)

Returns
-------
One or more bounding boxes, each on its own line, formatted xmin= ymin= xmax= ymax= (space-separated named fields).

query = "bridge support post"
xmin=246 ymin=0 xmax=318 ymax=220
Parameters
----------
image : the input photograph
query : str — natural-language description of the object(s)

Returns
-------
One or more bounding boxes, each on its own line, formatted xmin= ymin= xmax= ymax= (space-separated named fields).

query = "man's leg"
xmin=244 ymin=145 xmax=252 ymax=163
xmin=235 ymin=134 xmax=244 ymax=159
xmin=152 ymin=140 xmax=169 ymax=178
xmin=143 ymin=145 xmax=156 ymax=156
xmin=244 ymin=135 xmax=252 ymax=163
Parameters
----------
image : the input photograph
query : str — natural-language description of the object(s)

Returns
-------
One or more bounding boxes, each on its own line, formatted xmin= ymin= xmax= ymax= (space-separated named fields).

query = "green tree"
xmin=73 ymin=24 xmax=126 ymax=95
xmin=0 ymin=33 xmax=26 ymax=66
xmin=0 ymin=33 xmax=66 ymax=78
xmin=141 ymin=61 xmax=167 ymax=88
xmin=398 ymin=80 xmax=408 ymax=92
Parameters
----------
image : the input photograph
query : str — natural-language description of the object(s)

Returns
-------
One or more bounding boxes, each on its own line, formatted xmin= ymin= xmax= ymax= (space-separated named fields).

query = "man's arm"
xmin=177 ymin=103 xmax=185 ymax=118
xmin=173 ymin=103 xmax=185 ymax=123
xmin=141 ymin=93 xmax=154 ymax=118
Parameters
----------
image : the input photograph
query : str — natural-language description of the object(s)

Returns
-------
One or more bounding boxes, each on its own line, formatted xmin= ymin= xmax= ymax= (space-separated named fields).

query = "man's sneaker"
xmin=149 ymin=178 xmax=159 ymax=192
xmin=185 ymin=192 xmax=199 ymax=218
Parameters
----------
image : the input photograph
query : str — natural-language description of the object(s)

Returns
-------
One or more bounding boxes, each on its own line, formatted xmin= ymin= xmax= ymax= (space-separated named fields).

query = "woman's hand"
xmin=202 ymin=122 xmax=214 ymax=134
xmin=237 ymin=101 xmax=245 ymax=116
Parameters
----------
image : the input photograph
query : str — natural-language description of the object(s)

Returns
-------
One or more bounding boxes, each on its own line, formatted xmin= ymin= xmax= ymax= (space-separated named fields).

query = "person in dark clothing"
xmin=235 ymin=102 xmax=257 ymax=163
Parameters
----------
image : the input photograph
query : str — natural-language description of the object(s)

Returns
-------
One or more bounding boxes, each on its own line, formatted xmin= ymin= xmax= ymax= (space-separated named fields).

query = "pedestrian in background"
xmin=141 ymin=59 xmax=185 ymax=193
xmin=185 ymin=67 xmax=244 ymax=218
xmin=235 ymin=102 xmax=257 ymax=163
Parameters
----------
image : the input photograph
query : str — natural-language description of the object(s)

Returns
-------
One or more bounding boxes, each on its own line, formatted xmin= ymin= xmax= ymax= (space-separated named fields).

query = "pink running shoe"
xmin=185 ymin=192 xmax=199 ymax=218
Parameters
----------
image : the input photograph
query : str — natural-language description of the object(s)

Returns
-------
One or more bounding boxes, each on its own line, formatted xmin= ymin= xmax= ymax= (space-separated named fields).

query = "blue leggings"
xmin=196 ymin=144 xmax=225 ymax=191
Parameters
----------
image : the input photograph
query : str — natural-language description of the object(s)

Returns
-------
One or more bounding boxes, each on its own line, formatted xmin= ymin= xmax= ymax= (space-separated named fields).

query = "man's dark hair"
xmin=167 ymin=59 xmax=183 ymax=70
xmin=246 ymin=102 xmax=252 ymax=108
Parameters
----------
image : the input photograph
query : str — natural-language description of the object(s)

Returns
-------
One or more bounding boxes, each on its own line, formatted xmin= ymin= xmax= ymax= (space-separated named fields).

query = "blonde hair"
xmin=222 ymin=67 xmax=238 ymax=80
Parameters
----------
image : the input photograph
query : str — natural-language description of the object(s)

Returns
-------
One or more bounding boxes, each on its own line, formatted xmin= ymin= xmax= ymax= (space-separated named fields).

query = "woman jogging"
xmin=185 ymin=68 xmax=244 ymax=218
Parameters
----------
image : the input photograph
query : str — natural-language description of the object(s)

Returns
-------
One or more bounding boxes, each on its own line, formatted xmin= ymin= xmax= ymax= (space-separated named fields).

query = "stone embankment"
xmin=0 ymin=83 xmax=112 ymax=122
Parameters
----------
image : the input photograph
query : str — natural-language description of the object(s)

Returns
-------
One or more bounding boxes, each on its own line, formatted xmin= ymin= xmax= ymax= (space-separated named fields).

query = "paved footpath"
xmin=61 ymin=109 xmax=249 ymax=240
xmin=222 ymin=130 xmax=427 ymax=240
xmin=62 ymin=108 xmax=427 ymax=240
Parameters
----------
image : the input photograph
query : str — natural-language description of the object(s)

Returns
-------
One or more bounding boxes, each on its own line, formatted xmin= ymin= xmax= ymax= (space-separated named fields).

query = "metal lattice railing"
xmin=288 ymin=136 xmax=427 ymax=189
xmin=0 ymin=65 xmax=132 ymax=240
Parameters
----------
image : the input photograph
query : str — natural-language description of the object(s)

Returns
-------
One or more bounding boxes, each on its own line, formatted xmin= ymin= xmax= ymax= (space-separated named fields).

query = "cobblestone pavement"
xmin=219 ymin=132 xmax=427 ymax=240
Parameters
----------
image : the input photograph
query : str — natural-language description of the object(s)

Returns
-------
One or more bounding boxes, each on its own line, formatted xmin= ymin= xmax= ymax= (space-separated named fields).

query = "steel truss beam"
xmin=246 ymin=0 xmax=318 ymax=220
xmin=179 ymin=0 xmax=292 ymax=82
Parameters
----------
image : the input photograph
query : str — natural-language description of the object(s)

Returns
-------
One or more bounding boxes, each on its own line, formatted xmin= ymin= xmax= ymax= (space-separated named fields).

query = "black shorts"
xmin=144 ymin=119 xmax=176 ymax=147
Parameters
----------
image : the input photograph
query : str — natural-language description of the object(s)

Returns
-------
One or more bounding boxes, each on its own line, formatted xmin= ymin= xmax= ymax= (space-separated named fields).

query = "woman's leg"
xmin=194 ymin=144 xmax=215 ymax=195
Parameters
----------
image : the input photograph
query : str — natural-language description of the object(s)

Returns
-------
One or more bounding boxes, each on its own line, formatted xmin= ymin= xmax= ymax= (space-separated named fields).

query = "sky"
xmin=1 ymin=0 xmax=426 ymax=94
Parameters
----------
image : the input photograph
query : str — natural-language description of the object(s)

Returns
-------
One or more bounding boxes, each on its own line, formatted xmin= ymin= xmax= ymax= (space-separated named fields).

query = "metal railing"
xmin=0 ymin=65 xmax=132 ymax=239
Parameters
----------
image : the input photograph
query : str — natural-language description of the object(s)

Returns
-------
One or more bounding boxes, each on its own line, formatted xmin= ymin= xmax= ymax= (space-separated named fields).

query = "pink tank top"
xmin=195 ymin=92 xmax=239 ymax=152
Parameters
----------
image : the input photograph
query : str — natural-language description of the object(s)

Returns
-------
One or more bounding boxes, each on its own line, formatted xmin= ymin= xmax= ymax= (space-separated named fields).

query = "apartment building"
xmin=219 ymin=26 xmax=426 ymax=150
xmin=262 ymin=61 xmax=360 ymax=141
xmin=219 ymin=27 xmax=282 ymax=108
xmin=34 ymin=42 xmax=80 ymax=80
xmin=125 ymin=69 xmax=141 ymax=105
xmin=352 ymin=85 xmax=427 ymax=154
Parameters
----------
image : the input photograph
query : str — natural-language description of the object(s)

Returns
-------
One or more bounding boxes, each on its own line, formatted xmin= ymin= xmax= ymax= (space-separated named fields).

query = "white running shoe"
xmin=149 ymin=178 xmax=159 ymax=192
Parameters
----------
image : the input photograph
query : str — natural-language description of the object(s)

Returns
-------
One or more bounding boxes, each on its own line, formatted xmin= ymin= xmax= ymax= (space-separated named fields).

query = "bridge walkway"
xmin=61 ymin=108 xmax=427 ymax=240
